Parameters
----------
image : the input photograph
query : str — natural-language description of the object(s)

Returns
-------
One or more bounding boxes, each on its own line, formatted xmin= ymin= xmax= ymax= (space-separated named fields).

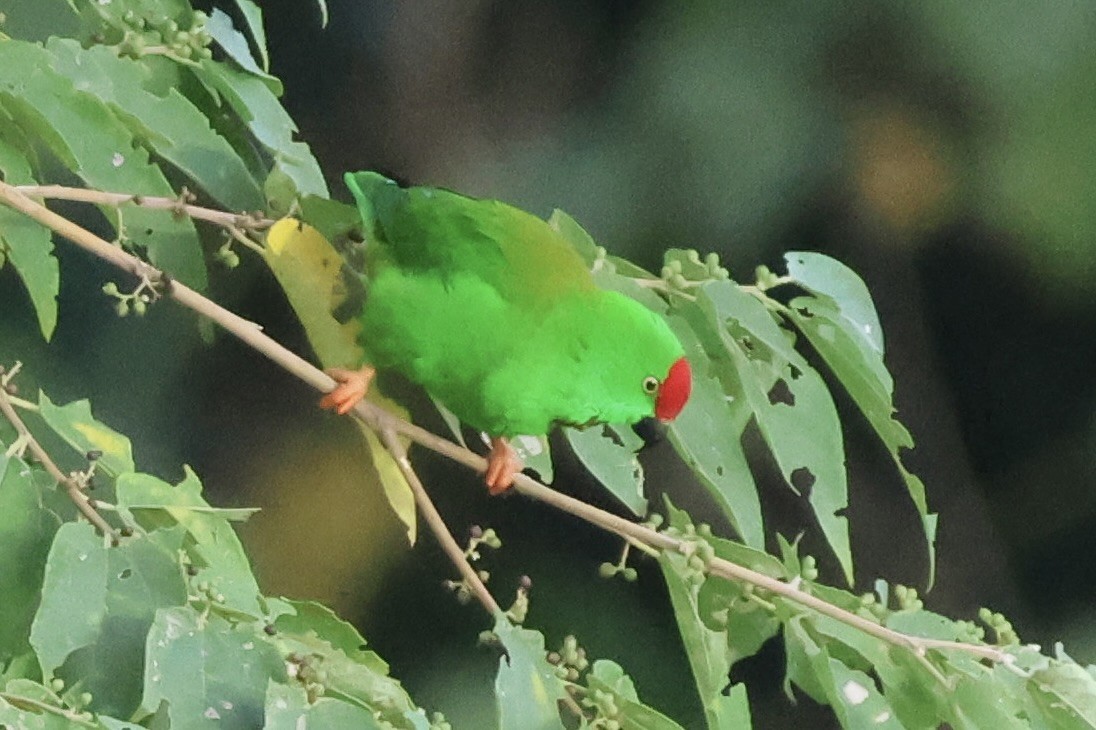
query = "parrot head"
xmin=653 ymin=356 xmax=691 ymax=422
xmin=572 ymin=291 xmax=692 ymax=428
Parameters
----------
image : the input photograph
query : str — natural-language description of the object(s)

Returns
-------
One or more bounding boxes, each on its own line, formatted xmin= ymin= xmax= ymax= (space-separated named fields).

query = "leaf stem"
xmin=0 ymin=374 xmax=119 ymax=541
xmin=0 ymin=180 xmax=1012 ymax=668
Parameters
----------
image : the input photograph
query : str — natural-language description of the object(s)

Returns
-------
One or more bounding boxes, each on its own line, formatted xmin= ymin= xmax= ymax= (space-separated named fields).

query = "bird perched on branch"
xmin=322 ymin=171 xmax=691 ymax=493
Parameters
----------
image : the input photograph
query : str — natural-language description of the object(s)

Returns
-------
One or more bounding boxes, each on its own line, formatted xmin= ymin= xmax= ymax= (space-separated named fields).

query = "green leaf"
xmin=141 ymin=606 xmax=285 ymax=729
xmin=665 ymin=315 xmax=763 ymax=549
xmin=548 ymin=208 xmax=600 ymax=262
xmin=208 ymin=8 xmax=279 ymax=86
xmin=656 ymin=524 xmax=734 ymax=728
xmin=0 ymin=453 xmax=65 ymax=660
xmin=586 ymin=660 xmax=688 ymax=730
xmin=493 ymin=618 xmax=567 ymax=730
xmin=36 ymin=393 xmax=135 ymax=478
xmin=1029 ymin=659 xmax=1096 ymax=728
xmin=564 ymin=424 xmax=645 ymax=515
xmin=116 ymin=469 xmax=264 ymax=617
xmin=0 ymin=39 xmax=207 ymax=289
xmin=44 ymin=39 xmax=264 ymax=212
xmin=698 ymin=281 xmax=852 ymax=584
xmin=30 ymin=523 xmax=108 ymax=677
xmin=192 ymin=61 xmax=326 ymax=199
xmin=663 ymin=498 xmax=786 ymax=673
xmin=510 ymin=433 xmax=554 ymax=484
xmin=264 ymin=681 xmax=383 ymax=729
xmin=0 ymin=135 xmax=57 ymax=340
xmin=231 ymin=1 xmax=270 ymax=72
xmin=273 ymin=600 xmax=389 ymax=675
xmin=786 ymin=296 xmax=937 ymax=585
xmin=784 ymin=617 xmax=904 ymax=729
xmin=274 ymin=601 xmax=429 ymax=727
xmin=57 ymin=525 xmax=189 ymax=719
xmin=784 ymin=251 xmax=884 ymax=355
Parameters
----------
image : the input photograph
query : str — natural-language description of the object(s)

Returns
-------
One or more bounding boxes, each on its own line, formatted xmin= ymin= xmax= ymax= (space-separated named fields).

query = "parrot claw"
xmin=320 ymin=365 xmax=376 ymax=415
xmin=485 ymin=437 xmax=523 ymax=495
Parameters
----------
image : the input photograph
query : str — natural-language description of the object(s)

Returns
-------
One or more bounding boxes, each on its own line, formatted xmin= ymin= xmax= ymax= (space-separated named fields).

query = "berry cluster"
xmin=660 ymin=249 xmax=730 ymax=291
xmin=114 ymin=10 xmax=214 ymax=62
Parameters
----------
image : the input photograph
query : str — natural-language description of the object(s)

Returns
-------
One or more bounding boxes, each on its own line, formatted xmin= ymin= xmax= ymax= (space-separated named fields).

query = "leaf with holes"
xmin=565 ymin=424 xmax=646 ymax=515
xmin=664 ymin=313 xmax=763 ymax=549
xmin=785 ymin=251 xmax=883 ymax=355
xmin=786 ymin=295 xmax=936 ymax=586
xmin=116 ymin=469 xmax=263 ymax=617
xmin=231 ymin=1 xmax=271 ymax=72
xmin=53 ymin=525 xmax=189 ymax=719
xmin=696 ymin=283 xmax=852 ymax=584
xmin=141 ymin=606 xmax=285 ymax=729
xmin=274 ymin=601 xmax=429 ymax=727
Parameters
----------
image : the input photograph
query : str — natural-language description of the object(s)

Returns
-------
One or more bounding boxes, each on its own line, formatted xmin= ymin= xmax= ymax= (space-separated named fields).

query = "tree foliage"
xmin=2 ymin=1 xmax=1096 ymax=728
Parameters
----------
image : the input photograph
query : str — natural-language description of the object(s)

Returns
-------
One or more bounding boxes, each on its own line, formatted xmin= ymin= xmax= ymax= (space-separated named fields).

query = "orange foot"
xmin=319 ymin=365 xmax=376 ymax=415
xmin=485 ymin=436 xmax=524 ymax=495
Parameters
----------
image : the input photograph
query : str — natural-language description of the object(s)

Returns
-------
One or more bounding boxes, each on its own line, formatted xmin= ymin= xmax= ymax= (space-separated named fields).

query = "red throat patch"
xmin=655 ymin=357 xmax=692 ymax=421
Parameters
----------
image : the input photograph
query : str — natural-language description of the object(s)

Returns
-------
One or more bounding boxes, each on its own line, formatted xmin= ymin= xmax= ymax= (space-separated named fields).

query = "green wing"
xmin=344 ymin=171 xmax=593 ymax=305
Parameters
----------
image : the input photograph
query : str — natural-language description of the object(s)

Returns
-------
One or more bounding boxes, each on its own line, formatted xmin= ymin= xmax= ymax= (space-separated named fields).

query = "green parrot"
xmin=321 ymin=171 xmax=692 ymax=492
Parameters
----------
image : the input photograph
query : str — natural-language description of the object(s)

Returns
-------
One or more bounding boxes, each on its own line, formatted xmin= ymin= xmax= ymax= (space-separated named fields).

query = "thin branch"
xmin=0 ymin=379 xmax=119 ymax=541
xmin=379 ymin=427 xmax=501 ymax=615
xmin=14 ymin=184 xmax=275 ymax=231
xmin=0 ymin=179 xmax=1013 ymax=667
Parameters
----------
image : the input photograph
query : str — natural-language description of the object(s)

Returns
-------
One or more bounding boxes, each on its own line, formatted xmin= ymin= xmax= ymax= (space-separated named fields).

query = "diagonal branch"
xmin=0 ymin=180 xmax=1012 ymax=667
xmin=0 ymin=379 xmax=119 ymax=542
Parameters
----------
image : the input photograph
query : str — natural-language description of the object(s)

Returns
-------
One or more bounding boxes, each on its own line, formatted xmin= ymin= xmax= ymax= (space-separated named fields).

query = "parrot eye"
xmin=642 ymin=376 xmax=660 ymax=395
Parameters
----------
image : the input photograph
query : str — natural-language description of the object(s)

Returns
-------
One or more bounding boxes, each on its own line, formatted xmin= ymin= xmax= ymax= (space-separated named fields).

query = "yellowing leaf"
xmin=37 ymin=393 xmax=134 ymax=477
xmin=264 ymin=217 xmax=362 ymax=368
xmin=263 ymin=218 xmax=416 ymax=544
xmin=358 ymin=423 xmax=417 ymax=545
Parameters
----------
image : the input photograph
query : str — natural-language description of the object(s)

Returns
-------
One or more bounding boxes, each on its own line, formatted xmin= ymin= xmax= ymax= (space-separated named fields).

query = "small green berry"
xmin=133 ymin=298 xmax=147 ymax=316
xmin=102 ymin=281 xmax=119 ymax=296
xmin=621 ymin=567 xmax=638 ymax=582
xmin=50 ymin=678 xmax=64 ymax=692
xmin=114 ymin=300 xmax=129 ymax=317
xmin=598 ymin=562 xmax=617 ymax=579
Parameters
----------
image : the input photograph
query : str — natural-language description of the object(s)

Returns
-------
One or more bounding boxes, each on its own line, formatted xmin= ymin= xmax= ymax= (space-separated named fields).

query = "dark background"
xmin=4 ymin=1 xmax=1096 ymax=726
